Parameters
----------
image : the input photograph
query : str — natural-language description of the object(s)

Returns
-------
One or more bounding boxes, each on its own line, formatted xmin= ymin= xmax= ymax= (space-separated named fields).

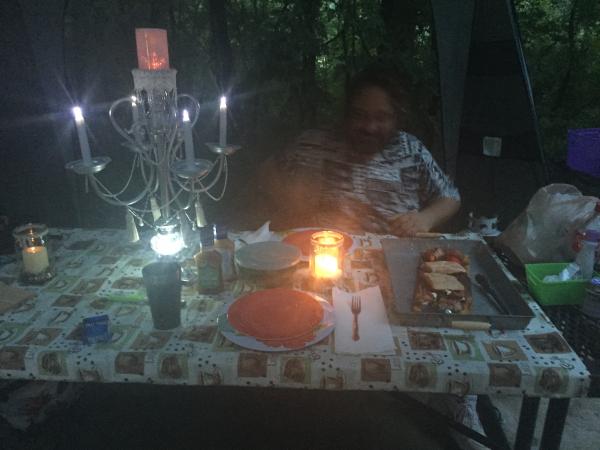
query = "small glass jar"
xmin=310 ymin=230 xmax=344 ymax=279
xmin=13 ymin=223 xmax=55 ymax=284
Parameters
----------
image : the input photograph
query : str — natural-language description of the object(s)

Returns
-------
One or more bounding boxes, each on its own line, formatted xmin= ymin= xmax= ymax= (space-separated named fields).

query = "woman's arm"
xmin=389 ymin=197 xmax=460 ymax=236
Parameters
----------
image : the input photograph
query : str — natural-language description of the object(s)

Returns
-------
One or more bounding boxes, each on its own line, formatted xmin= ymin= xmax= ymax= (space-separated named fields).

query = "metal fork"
xmin=351 ymin=295 xmax=362 ymax=341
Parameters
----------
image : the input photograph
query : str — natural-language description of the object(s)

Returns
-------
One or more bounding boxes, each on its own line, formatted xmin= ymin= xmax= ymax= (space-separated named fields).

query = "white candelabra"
xmin=65 ymin=29 xmax=239 ymax=255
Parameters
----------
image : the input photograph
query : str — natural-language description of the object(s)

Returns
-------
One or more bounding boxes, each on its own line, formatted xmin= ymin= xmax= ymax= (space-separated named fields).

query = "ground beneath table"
xmin=1 ymin=383 xmax=461 ymax=450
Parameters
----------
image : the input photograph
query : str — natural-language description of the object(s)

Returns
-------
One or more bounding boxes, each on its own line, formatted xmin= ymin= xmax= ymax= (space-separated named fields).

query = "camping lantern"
xmin=310 ymin=231 xmax=344 ymax=279
xmin=13 ymin=223 xmax=55 ymax=284
xmin=150 ymin=222 xmax=184 ymax=257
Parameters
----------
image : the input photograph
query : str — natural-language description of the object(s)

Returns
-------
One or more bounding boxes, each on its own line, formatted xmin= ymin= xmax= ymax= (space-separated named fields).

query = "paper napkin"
xmin=232 ymin=221 xmax=278 ymax=250
xmin=332 ymin=285 xmax=395 ymax=355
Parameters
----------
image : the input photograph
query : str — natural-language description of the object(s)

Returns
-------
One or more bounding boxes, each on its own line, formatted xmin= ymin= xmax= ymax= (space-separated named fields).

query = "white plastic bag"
xmin=497 ymin=184 xmax=599 ymax=263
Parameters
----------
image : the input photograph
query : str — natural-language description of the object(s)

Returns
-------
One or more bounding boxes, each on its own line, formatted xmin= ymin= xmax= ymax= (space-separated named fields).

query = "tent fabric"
xmin=431 ymin=0 xmax=546 ymax=178
xmin=431 ymin=0 xmax=475 ymax=178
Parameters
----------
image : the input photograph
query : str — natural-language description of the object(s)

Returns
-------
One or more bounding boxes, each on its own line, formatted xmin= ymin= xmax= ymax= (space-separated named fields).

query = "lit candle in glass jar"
xmin=135 ymin=28 xmax=170 ymax=71
xmin=13 ymin=223 xmax=54 ymax=284
xmin=314 ymin=254 xmax=339 ymax=278
xmin=310 ymin=231 xmax=344 ymax=279
xmin=22 ymin=246 xmax=50 ymax=274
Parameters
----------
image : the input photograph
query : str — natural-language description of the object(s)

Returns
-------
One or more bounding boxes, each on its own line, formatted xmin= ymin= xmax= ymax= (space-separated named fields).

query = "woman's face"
xmin=345 ymin=86 xmax=398 ymax=154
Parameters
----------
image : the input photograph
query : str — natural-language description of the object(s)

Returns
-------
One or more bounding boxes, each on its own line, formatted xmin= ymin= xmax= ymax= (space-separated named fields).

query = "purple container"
xmin=567 ymin=129 xmax=600 ymax=178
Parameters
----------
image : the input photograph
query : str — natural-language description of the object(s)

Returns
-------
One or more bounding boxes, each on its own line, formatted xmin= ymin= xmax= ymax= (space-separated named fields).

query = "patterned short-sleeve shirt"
xmin=277 ymin=129 xmax=460 ymax=233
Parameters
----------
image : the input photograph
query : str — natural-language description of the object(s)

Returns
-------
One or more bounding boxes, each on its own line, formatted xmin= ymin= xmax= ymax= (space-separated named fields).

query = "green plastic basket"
xmin=525 ymin=263 xmax=596 ymax=306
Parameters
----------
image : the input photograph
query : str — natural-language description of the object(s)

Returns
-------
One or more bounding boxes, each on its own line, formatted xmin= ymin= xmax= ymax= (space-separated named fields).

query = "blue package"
xmin=83 ymin=314 xmax=111 ymax=344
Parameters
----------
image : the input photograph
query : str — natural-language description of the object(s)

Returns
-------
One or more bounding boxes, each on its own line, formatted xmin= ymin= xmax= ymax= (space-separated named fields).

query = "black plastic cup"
xmin=142 ymin=261 xmax=182 ymax=330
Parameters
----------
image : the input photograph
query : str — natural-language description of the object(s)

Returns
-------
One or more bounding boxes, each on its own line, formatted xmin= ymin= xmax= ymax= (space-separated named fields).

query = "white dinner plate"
xmin=234 ymin=241 xmax=301 ymax=272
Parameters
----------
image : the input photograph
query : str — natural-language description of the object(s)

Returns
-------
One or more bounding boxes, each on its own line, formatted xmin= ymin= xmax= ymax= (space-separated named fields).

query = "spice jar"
xmin=13 ymin=223 xmax=55 ymax=284
xmin=194 ymin=226 xmax=223 ymax=294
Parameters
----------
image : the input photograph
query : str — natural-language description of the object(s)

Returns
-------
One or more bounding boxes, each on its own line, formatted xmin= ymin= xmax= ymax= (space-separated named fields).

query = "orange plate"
xmin=227 ymin=288 xmax=324 ymax=341
xmin=282 ymin=229 xmax=353 ymax=258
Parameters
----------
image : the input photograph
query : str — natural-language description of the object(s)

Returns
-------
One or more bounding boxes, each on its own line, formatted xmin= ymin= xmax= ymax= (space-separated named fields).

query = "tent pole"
xmin=506 ymin=0 xmax=550 ymax=185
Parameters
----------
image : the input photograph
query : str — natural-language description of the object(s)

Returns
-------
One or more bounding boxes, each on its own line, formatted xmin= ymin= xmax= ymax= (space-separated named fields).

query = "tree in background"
xmin=60 ymin=1 xmax=437 ymax=154
xmin=12 ymin=0 xmax=596 ymax=226
xmin=516 ymin=0 xmax=600 ymax=161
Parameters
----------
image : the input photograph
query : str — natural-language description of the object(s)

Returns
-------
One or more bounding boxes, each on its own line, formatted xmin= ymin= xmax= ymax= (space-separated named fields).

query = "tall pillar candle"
xmin=135 ymin=28 xmax=170 ymax=71
xmin=22 ymin=246 xmax=49 ymax=274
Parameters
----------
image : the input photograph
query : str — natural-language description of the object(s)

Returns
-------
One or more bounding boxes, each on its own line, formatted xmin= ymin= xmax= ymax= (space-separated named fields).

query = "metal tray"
xmin=382 ymin=238 xmax=533 ymax=330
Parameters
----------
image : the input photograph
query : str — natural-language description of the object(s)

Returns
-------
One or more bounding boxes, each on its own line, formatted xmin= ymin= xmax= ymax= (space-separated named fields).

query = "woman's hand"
xmin=390 ymin=198 xmax=461 ymax=237
xmin=389 ymin=211 xmax=434 ymax=237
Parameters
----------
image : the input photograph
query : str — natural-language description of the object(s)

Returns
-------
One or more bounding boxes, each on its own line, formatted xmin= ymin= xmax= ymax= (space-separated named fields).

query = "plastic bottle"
xmin=586 ymin=202 xmax=600 ymax=232
xmin=194 ymin=226 xmax=223 ymax=294
xmin=576 ymin=230 xmax=600 ymax=280
xmin=582 ymin=277 xmax=600 ymax=318
xmin=214 ymin=224 xmax=236 ymax=281
xmin=586 ymin=203 xmax=600 ymax=272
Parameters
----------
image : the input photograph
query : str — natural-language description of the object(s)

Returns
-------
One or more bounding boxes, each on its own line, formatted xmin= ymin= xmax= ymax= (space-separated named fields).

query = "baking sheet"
xmin=382 ymin=238 xmax=533 ymax=330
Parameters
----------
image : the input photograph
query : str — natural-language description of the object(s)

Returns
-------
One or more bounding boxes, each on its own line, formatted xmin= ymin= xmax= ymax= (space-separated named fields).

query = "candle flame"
xmin=220 ymin=96 xmax=227 ymax=110
xmin=315 ymin=254 xmax=340 ymax=278
xmin=320 ymin=237 xmax=336 ymax=245
xmin=24 ymin=246 xmax=44 ymax=254
xmin=150 ymin=230 xmax=184 ymax=256
xmin=72 ymin=106 xmax=84 ymax=123
xmin=148 ymin=52 xmax=168 ymax=70
xmin=182 ymin=109 xmax=191 ymax=122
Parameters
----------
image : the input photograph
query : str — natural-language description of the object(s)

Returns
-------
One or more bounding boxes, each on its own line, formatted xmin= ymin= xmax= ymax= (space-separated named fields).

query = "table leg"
xmin=394 ymin=393 xmax=508 ymax=450
xmin=477 ymin=395 xmax=511 ymax=450
xmin=514 ymin=396 xmax=540 ymax=450
xmin=539 ymin=398 xmax=570 ymax=450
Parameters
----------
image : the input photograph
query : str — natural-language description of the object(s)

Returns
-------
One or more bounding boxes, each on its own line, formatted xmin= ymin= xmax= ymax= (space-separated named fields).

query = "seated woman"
xmin=248 ymin=68 xmax=485 ymax=449
xmin=256 ymin=68 xmax=460 ymax=235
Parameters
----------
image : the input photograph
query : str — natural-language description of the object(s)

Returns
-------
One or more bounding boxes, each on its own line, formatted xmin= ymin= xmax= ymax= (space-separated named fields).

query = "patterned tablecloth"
xmin=0 ymin=228 xmax=590 ymax=398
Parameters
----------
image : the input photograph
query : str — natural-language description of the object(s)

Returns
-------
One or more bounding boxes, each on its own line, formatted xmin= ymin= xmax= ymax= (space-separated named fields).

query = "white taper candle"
xmin=131 ymin=96 xmax=140 ymax=124
xmin=182 ymin=109 xmax=195 ymax=164
xmin=72 ymin=106 xmax=92 ymax=165
xmin=219 ymin=96 xmax=227 ymax=148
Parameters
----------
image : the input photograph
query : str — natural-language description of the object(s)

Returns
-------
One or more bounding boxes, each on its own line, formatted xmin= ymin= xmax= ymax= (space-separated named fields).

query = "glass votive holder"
xmin=310 ymin=230 xmax=344 ymax=280
xmin=13 ymin=223 xmax=55 ymax=284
